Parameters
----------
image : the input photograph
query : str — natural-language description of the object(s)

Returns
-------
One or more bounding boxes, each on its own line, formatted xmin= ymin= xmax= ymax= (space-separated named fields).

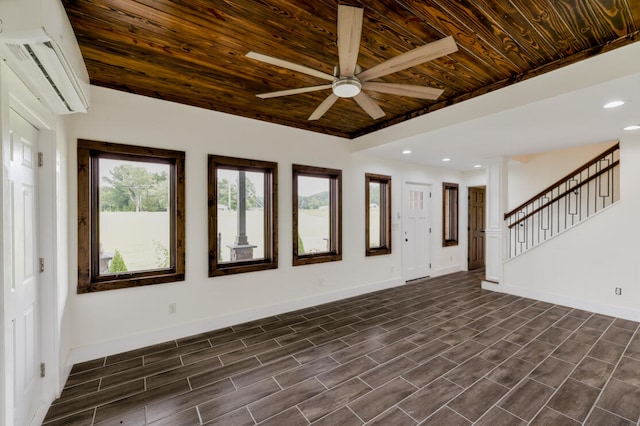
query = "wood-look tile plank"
xmin=298 ymin=378 xmax=371 ymax=422
xmin=148 ymin=407 xmax=201 ymax=426
xmin=475 ymin=406 xmax=525 ymax=426
xmin=146 ymin=353 xmax=225 ymax=390
xmin=531 ymin=407 xmax=580 ymax=425
xmin=231 ymin=356 xmax=300 ymax=388
xmin=584 ymin=407 xmax=635 ymax=426
xmin=42 ymin=408 xmax=95 ymax=426
xmin=45 ymin=379 xmax=145 ymax=423
xmin=330 ymin=339 xmax=385 ymax=364
xmin=447 ymin=378 xmax=509 ymax=422
xmin=498 ymin=379 xmax=554 ymax=421
xmin=529 ymin=356 xmax=575 ymax=388
xmin=105 ymin=341 xmax=177 ymax=365
xmin=367 ymin=406 xmax=417 ymax=425
xmin=420 ymin=406 xmax=471 ymax=426
xmin=547 ymin=378 xmax=601 ymax=422
xmin=202 ymin=407 xmax=254 ymax=426
xmin=198 ymin=378 xmax=282 ymax=423
xmin=398 ymin=377 xmax=464 ymax=421
xmin=65 ymin=358 xmax=143 ymax=388
xmin=260 ymin=407 xmax=309 ymax=426
xmin=246 ymin=378 xmax=326 ymax=423
xmin=311 ymin=406 xmax=363 ymax=426
xmin=360 ymin=356 xmax=417 ymax=389
xmin=144 ymin=340 xmax=211 ymax=365
xmin=595 ymin=378 xmax=640 ymax=422
xmin=93 ymin=379 xmax=191 ymax=424
xmin=402 ymin=355 xmax=457 ymax=388
xmin=275 ymin=356 xmax=339 ymax=389
xmin=347 ymin=377 xmax=417 ymax=422
xmin=219 ymin=339 xmax=281 ymax=364
xmin=188 ymin=356 xmax=261 ymax=390
xmin=317 ymin=356 xmax=378 ymax=389
xmin=101 ymin=357 xmax=182 ymax=389
xmin=368 ymin=340 xmax=418 ymax=364
xmin=146 ymin=378 xmax=236 ymax=423
xmin=180 ymin=340 xmax=245 ymax=365
xmin=445 ymin=356 xmax=495 ymax=388
xmin=94 ymin=408 xmax=145 ymax=426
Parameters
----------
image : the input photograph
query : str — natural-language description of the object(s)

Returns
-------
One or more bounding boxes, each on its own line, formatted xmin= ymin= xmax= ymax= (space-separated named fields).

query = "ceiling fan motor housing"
xmin=332 ymin=77 xmax=362 ymax=98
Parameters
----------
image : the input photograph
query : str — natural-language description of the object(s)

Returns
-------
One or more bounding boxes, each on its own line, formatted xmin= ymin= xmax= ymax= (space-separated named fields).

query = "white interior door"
xmin=403 ymin=182 xmax=431 ymax=281
xmin=8 ymin=108 xmax=41 ymax=426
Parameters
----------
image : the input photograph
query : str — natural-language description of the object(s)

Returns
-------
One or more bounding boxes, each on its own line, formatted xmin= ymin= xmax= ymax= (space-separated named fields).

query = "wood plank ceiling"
xmin=62 ymin=0 xmax=640 ymax=139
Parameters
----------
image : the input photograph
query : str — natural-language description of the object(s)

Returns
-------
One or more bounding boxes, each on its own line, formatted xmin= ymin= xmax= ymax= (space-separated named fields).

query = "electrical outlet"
xmin=615 ymin=287 xmax=622 ymax=295
xmin=169 ymin=303 xmax=177 ymax=314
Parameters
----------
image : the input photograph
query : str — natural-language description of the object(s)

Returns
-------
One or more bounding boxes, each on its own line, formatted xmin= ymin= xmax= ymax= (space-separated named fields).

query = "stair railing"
xmin=504 ymin=143 xmax=620 ymax=258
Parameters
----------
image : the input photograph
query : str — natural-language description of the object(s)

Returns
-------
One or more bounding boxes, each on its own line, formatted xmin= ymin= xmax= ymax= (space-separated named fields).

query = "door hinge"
xmin=39 ymin=258 xmax=45 ymax=273
xmin=429 ymin=263 xmax=431 ymax=268
xmin=429 ymin=192 xmax=432 ymax=198
xmin=40 ymin=363 xmax=46 ymax=378
xmin=429 ymin=227 xmax=431 ymax=233
xmin=38 ymin=152 xmax=43 ymax=168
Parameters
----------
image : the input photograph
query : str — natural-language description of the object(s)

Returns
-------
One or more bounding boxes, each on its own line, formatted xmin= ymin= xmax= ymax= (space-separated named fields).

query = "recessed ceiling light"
xmin=402 ymin=149 xmax=412 ymax=154
xmin=624 ymin=124 xmax=640 ymax=131
xmin=473 ymin=164 xmax=482 ymax=168
xmin=442 ymin=158 xmax=451 ymax=162
xmin=603 ymin=100 xmax=624 ymax=109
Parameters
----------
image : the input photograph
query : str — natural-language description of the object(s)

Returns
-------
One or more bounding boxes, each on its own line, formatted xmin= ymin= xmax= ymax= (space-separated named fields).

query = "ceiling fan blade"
xmin=247 ymin=51 xmax=335 ymax=81
xmin=337 ymin=5 xmax=364 ymax=77
xmin=358 ymin=36 xmax=458 ymax=82
xmin=353 ymin=92 xmax=385 ymax=120
xmin=257 ymin=85 xmax=332 ymax=99
xmin=309 ymin=94 xmax=339 ymax=120
xmin=362 ymin=82 xmax=444 ymax=100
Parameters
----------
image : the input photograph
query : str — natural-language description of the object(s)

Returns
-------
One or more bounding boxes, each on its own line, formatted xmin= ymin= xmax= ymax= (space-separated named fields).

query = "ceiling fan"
xmin=246 ymin=4 xmax=458 ymax=121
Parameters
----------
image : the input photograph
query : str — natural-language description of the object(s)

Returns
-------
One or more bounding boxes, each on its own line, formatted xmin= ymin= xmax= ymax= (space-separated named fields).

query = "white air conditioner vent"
xmin=0 ymin=0 xmax=90 ymax=114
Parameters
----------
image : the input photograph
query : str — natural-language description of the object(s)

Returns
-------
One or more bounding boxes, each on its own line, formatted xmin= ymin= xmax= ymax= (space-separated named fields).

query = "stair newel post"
xmin=483 ymin=157 xmax=508 ymax=288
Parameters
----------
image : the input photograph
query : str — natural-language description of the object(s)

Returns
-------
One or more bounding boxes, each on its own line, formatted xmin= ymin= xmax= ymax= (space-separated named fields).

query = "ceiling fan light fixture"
xmin=332 ymin=77 xmax=362 ymax=98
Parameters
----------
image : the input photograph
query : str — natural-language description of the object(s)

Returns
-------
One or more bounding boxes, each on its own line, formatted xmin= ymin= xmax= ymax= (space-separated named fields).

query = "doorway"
xmin=468 ymin=186 xmax=486 ymax=270
xmin=8 ymin=108 xmax=42 ymax=426
xmin=402 ymin=182 xmax=432 ymax=281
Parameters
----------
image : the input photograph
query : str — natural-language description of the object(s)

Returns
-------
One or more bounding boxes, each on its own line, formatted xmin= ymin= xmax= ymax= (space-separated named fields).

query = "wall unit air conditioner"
xmin=0 ymin=0 xmax=89 ymax=114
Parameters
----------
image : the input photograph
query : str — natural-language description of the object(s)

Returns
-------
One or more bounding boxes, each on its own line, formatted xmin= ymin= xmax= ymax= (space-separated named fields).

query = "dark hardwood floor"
xmin=43 ymin=271 xmax=640 ymax=425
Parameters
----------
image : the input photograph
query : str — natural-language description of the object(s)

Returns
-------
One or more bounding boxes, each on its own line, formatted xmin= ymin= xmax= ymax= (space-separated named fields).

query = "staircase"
xmin=504 ymin=143 xmax=620 ymax=258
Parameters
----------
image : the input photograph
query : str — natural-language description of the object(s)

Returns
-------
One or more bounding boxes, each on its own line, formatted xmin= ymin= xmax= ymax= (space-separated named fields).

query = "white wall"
xmin=503 ymin=133 xmax=640 ymax=321
xmin=63 ymin=86 xmax=465 ymax=365
xmin=508 ymin=141 xmax=617 ymax=210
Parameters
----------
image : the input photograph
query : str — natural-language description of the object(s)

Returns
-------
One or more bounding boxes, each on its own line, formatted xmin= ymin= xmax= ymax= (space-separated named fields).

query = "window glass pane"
xmin=98 ymin=158 xmax=171 ymax=275
xmin=297 ymin=175 xmax=330 ymax=254
xmin=216 ymin=169 xmax=265 ymax=263
xmin=369 ymin=182 xmax=381 ymax=248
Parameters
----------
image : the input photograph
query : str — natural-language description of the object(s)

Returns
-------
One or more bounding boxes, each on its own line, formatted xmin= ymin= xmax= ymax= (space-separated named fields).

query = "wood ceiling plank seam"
xmin=508 ymin=0 xmax=588 ymax=58
xmin=350 ymin=28 xmax=640 ymax=138
xmin=625 ymin=0 xmax=640 ymax=31
xmin=430 ymin=0 xmax=536 ymax=71
xmin=585 ymin=0 xmax=638 ymax=38
xmin=547 ymin=0 xmax=614 ymax=47
xmin=368 ymin=0 xmax=507 ymax=87
xmin=104 ymin=0 xmax=339 ymax=75
xmin=468 ymin=0 xmax=558 ymax=66
xmin=354 ymin=8 xmax=488 ymax=94
xmin=77 ymin=44 xmax=284 ymax=104
xmin=395 ymin=1 xmax=524 ymax=79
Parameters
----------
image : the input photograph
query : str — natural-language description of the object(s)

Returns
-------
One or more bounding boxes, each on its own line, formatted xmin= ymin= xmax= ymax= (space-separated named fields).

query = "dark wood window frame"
xmin=443 ymin=182 xmax=459 ymax=247
xmin=77 ymin=139 xmax=185 ymax=294
xmin=365 ymin=173 xmax=392 ymax=256
xmin=292 ymin=164 xmax=342 ymax=266
xmin=208 ymin=155 xmax=278 ymax=276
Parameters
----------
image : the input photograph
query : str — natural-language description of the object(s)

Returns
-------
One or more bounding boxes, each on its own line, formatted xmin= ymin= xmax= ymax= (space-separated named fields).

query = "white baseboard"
xmin=432 ymin=265 xmax=463 ymax=277
xmin=492 ymin=282 xmax=640 ymax=323
xmin=65 ymin=277 xmax=404 ymax=370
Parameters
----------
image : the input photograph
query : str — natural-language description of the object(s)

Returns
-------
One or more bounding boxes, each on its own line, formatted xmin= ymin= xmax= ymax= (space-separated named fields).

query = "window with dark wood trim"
xmin=443 ymin=182 xmax=459 ymax=247
xmin=208 ymin=155 xmax=278 ymax=276
xmin=292 ymin=164 xmax=342 ymax=266
xmin=366 ymin=173 xmax=392 ymax=256
xmin=77 ymin=140 xmax=185 ymax=293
